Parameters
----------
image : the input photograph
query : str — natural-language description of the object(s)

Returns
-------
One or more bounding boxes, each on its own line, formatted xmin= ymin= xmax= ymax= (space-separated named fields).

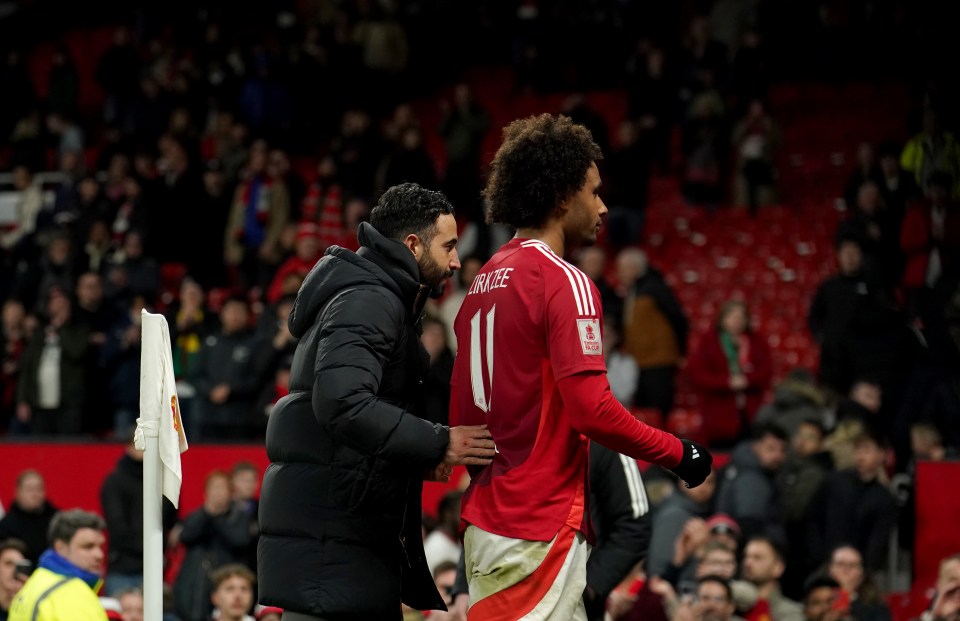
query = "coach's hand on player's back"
xmin=670 ymin=439 xmax=713 ymax=488
xmin=445 ymin=425 xmax=497 ymax=466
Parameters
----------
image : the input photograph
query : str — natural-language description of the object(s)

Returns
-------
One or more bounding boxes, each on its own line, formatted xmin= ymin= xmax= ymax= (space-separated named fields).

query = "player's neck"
xmin=515 ymin=226 xmax=565 ymax=256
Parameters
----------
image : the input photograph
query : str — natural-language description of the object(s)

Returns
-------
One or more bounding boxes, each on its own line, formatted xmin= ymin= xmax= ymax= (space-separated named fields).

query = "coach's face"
xmin=413 ymin=213 xmax=461 ymax=289
xmin=563 ymin=162 xmax=607 ymax=246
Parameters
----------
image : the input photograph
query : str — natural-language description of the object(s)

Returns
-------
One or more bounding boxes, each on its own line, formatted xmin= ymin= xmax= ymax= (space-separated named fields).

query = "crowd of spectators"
xmin=1 ymin=1 xmax=959 ymax=620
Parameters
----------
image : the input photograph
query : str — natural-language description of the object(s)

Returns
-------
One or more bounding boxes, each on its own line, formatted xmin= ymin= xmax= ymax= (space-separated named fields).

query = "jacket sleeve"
xmin=312 ymin=288 xmax=449 ymax=468
xmin=217 ymin=506 xmax=253 ymax=550
xmin=863 ymin=490 xmax=897 ymax=571
xmin=190 ymin=340 xmax=215 ymax=397
xmin=586 ymin=443 xmax=651 ymax=598
xmin=178 ymin=509 xmax=213 ymax=545
xmin=646 ymin=506 xmax=684 ymax=577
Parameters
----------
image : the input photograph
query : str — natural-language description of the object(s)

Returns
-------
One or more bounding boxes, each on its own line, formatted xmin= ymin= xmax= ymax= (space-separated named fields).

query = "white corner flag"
xmin=136 ymin=310 xmax=189 ymax=505
xmin=136 ymin=310 xmax=188 ymax=621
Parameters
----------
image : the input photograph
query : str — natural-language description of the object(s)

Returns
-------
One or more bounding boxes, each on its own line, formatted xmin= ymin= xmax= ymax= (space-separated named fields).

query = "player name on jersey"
xmin=468 ymin=267 xmax=515 ymax=296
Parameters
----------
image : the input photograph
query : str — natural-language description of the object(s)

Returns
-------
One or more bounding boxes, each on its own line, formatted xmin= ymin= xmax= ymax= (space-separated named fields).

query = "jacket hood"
xmin=288 ymin=222 xmax=431 ymax=338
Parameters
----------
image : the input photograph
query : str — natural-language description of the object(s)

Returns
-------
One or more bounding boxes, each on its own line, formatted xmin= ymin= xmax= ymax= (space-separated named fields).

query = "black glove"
xmin=670 ymin=439 xmax=713 ymax=488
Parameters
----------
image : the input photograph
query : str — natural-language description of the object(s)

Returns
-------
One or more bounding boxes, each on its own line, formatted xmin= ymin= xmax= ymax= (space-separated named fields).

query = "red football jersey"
xmin=452 ymin=237 xmax=607 ymax=542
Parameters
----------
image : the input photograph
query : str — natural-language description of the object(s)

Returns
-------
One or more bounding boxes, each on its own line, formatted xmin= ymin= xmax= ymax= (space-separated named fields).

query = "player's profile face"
xmin=419 ymin=213 xmax=461 ymax=288
xmin=563 ymin=162 xmax=607 ymax=246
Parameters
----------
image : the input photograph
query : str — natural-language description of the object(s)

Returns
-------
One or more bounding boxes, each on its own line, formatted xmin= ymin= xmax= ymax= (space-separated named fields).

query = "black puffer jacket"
xmin=258 ymin=223 xmax=449 ymax=618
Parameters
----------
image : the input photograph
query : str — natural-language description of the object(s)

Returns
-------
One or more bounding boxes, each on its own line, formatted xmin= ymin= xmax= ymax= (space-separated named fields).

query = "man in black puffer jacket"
xmin=258 ymin=183 xmax=496 ymax=620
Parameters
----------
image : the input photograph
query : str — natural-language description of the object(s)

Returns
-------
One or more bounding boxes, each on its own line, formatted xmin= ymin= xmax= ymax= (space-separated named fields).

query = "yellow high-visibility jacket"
xmin=8 ymin=567 xmax=107 ymax=621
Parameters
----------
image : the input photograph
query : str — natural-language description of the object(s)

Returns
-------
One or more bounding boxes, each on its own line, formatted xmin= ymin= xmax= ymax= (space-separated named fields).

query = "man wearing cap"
xmin=705 ymin=514 xmax=742 ymax=551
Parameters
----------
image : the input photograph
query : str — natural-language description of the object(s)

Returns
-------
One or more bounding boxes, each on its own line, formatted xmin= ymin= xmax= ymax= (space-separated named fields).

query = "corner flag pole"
xmin=137 ymin=311 xmax=188 ymax=621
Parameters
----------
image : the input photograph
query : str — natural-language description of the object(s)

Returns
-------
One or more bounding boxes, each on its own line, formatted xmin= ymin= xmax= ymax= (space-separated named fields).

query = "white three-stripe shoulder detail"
xmin=521 ymin=240 xmax=596 ymax=316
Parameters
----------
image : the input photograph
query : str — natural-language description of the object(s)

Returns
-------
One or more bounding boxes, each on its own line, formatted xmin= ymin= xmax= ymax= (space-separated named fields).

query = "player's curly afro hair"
xmin=484 ymin=114 xmax=603 ymax=229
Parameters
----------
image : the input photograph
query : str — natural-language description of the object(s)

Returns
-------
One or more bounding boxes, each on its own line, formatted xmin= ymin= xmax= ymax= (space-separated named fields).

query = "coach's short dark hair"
xmin=369 ymin=182 xmax=455 ymax=246
xmin=48 ymin=509 xmax=106 ymax=546
xmin=484 ymin=114 xmax=603 ymax=229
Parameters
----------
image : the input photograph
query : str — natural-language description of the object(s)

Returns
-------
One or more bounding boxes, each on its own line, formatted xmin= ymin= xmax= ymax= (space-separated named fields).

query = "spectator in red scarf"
xmin=266 ymin=224 xmax=321 ymax=304
xmin=689 ymin=300 xmax=772 ymax=447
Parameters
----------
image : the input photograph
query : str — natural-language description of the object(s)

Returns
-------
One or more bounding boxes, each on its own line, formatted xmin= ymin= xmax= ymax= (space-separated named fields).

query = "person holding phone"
xmin=0 ymin=539 xmax=29 ymax=620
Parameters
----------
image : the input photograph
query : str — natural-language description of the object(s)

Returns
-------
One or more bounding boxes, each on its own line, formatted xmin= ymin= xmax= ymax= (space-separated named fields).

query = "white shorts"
xmin=463 ymin=524 xmax=589 ymax=621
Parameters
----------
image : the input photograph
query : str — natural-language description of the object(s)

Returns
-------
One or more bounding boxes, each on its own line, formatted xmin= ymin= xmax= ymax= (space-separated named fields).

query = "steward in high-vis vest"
xmin=9 ymin=510 xmax=107 ymax=621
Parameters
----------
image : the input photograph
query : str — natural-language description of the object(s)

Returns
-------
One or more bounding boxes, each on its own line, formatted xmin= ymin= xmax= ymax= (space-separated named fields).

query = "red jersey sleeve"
xmin=543 ymin=261 xmax=607 ymax=380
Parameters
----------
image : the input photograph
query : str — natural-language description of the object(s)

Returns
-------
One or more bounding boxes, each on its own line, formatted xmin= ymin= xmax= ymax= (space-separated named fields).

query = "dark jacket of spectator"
xmin=173 ymin=503 xmax=251 ymax=621
xmin=99 ymin=452 xmax=177 ymax=575
xmin=258 ymin=223 xmax=448 ymax=617
xmin=15 ymin=318 xmax=90 ymax=412
xmin=190 ymin=327 xmax=257 ymax=437
xmin=814 ymin=470 xmax=897 ymax=571
xmin=716 ymin=441 xmax=785 ymax=544
xmin=900 ymin=201 xmax=960 ymax=290
xmin=0 ymin=499 xmax=58 ymax=563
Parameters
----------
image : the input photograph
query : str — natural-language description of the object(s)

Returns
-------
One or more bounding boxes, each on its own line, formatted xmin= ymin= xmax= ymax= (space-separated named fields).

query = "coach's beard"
xmin=418 ymin=253 xmax=455 ymax=298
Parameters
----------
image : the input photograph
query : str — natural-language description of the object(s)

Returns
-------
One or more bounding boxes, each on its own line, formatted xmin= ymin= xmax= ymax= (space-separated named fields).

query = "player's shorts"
xmin=463 ymin=523 xmax=589 ymax=621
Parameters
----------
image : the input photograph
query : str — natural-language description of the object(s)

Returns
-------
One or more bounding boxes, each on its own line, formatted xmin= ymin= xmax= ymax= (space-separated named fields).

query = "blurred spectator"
xmin=100 ymin=438 xmax=177 ymax=597
xmin=116 ymin=587 xmax=143 ymax=621
xmin=9 ymin=110 xmax=46 ymax=174
xmin=376 ymin=125 xmax=437 ymax=198
xmin=331 ymin=109 xmax=384 ymax=200
xmin=166 ymin=278 xmax=216 ymax=430
xmin=808 ymin=237 xmax=908 ymax=396
xmin=900 ymin=172 xmax=960 ymax=314
xmin=899 ymin=109 xmax=960 ymax=198
xmin=626 ymin=45 xmax=673 ymax=173
xmin=190 ymin=295 xmax=257 ymax=440
xmin=104 ymin=231 xmax=160 ymax=303
xmin=605 ymin=120 xmax=653 ymax=249
xmin=45 ymin=46 xmax=78 ymax=120
xmin=424 ymin=491 xmax=462 ymax=577
xmin=754 ymin=369 xmax=827 ymax=438
xmin=173 ymin=471 xmax=251 ymax=621
xmin=577 ymin=247 xmax=621 ymax=319
xmin=45 ymin=113 xmax=84 ymax=161
xmin=692 ymin=575 xmax=741 ymax=621
xmin=876 ymin=143 xmax=919 ymax=228
xmin=924 ymin=554 xmax=960 ymax=621
xmin=0 ymin=299 xmax=27 ymax=431
xmin=102 ymin=296 xmax=145 ymax=437
xmin=421 ymin=316 xmax=454 ymax=425
xmin=224 ymin=142 xmax=291 ymax=289
xmin=741 ymin=537 xmax=804 ymax=621
xmin=7 ymin=510 xmax=106 ymax=621
xmin=15 ymin=232 xmax=76 ymax=315
xmin=15 ymin=286 xmax=89 ymax=436
xmin=604 ymin=314 xmax=640 ymax=407
xmin=0 ymin=166 xmax=42 ymax=257
xmin=0 ymin=538 xmax=27 ymax=619
xmin=731 ymin=99 xmax=781 ymax=213
xmin=681 ymin=87 xmax=727 ymax=209
xmin=437 ymin=83 xmax=490 ymax=225
xmin=266 ymin=224 xmax=321 ymax=305
xmin=95 ymin=26 xmax=142 ymax=130
xmin=802 ymin=575 xmax=842 ymax=621
xmin=777 ymin=418 xmax=834 ymax=598
xmin=208 ymin=563 xmax=256 ymax=621
xmin=716 ymin=423 xmax=788 ymax=544
xmin=0 ymin=50 xmax=36 ymax=140
xmin=836 ymin=182 xmax=900 ymax=283
xmin=844 ymin=143 xmax=882 ymax=213
xmin=251 ymin=295 xmax=296 ymax=427
xmin=689 ymin=301 xmax=772 ymax=446
xmin=617 ymin=248 xmax=688 ymax=415
xmin=825 ymin=546 xmax=891 ymax=621
xmin=231 ymin=462 xmax=260 ymax=576
xmin=78 ymin=221 xmax=114 ymax=275
xmin=190 ymin=161 xmax=232 ymax=288
xmin=647 ymin=472 xmax=717 ymax=579
xmin=814 ymin=429 xmax=896 ymax=572
xmin=0 ymin=471 xmax=56 ymax=563
xmin=561 ymin=93 xmax=611 ymax=158
xmin=436 ymin=255 xmax=483 ymax=354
